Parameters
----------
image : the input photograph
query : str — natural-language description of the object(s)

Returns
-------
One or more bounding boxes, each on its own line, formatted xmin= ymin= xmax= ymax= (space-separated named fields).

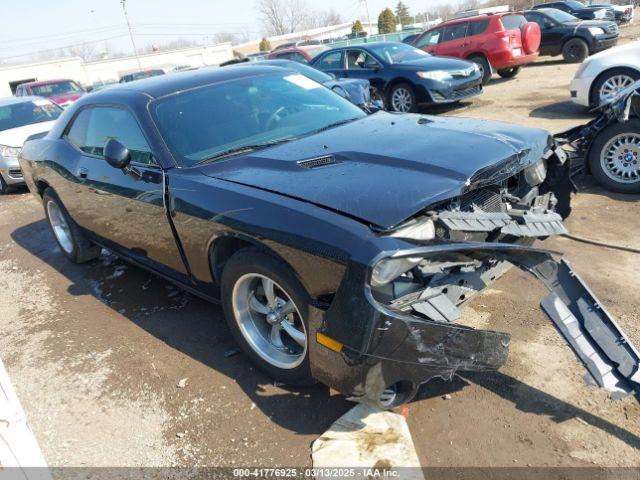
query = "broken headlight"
xmin=524 ymin=158 xmax=547 ymax=186
xmin=371 ymin=257 xmax=422 ymax=287
xmin=389 ymin=217 xmax=435 ymax=242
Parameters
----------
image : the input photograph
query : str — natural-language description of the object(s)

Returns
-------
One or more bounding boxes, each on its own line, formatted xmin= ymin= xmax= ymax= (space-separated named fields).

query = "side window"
xmin=346 ymin=50 xmax=379 ymax=69
xmin=501 ymin=14 xmax=527 ymax=31
xmin=274 ymin=52 xmax=292 ymax=60
xmin=66 ymin=107 xmax=155 ymax=165
xmin=524 ymin=12 xmax=552 ymax=29
xmin=291 ymin=52 xmax=308 ymax=63
xmin=315 ymin=51 xmax=343 ymax=70
xmin=467 ymin=19 xmax=489 ymax=36
xmin=416 ymin=28 xmax=442 ymax=47
xmin=441 ymin=23 xmax=468 ymax=43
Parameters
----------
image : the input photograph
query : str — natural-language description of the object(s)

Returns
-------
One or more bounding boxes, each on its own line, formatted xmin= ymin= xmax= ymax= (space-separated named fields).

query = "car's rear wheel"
xmin=43 ymin=188 xmax=101 ymax=263
xmin=562 ymin=38 xmax=589 ymax=63
xmin=221 ymin=248 xmax=314 ymax=385
xmin=497 ymin=66 xmax=521 ymax=79
xmin=388 ymin=83 xmax=417 ymax=113
xmin=590 ymin=67 xmax=640 ymax=108
xmin=469 ymin=55 xmax=492 ymax=85
xmin=588 ymin=119 xmax=640 ymax=193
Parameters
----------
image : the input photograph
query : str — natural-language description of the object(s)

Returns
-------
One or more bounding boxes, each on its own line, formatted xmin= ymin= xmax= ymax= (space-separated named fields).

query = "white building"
xmin=0 ymin=42 xmax=234 ymax=97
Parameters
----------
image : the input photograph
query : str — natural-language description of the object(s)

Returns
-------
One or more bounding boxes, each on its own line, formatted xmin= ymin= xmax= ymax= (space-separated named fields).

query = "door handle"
xmin=77 ymin=167 xmax=88 ymax=179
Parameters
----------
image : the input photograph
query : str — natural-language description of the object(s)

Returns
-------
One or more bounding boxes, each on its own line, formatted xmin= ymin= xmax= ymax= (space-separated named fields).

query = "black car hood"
xmin=199 ymin=112 xmax=551 ymax=228
xmin=562 ymin=19 xmax=613 ymax=28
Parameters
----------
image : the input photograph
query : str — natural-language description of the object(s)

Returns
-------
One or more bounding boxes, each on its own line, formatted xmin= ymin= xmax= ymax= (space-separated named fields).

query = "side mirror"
xmin=104 ymin=139 xmax=131 ymax=169
xmin=332 ymin=85 xmax=350 ymax=99
xmin=327 ymin=72 xmax=337 ymax=80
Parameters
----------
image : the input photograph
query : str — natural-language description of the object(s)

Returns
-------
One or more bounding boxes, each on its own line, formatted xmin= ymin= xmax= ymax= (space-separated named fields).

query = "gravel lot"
xmin=1 ymin=24 xmax=639 ymax=470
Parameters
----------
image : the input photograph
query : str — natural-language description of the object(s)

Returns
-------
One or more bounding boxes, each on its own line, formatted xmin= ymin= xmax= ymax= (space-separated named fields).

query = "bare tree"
xmin=66 ymin=42 xmax=98 ymax=62
xmin=257 ymin=0 xmax=341 ymax=35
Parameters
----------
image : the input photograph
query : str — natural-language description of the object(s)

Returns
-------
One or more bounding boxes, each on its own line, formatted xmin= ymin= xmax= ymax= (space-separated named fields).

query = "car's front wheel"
xmin=590 ymin=67 xmax=640 ymax=108
xmin=221 ymin=248 xmax=314 ymax=385
xmin=43 ymin=188 xmax=101 ymax=263
xmin=497 ymin=66 xmax=521 ymax=79
xmin=469 ymin=55 xmax=492 ymax=85
xmin=388 ymin=83 xmax=417 ymax=113
xmin=0 ymin=175 xmax=11 ymax=195
xmin=562 ymin=38 xmax=589 ymax=63
xmin=588 ymin=119 xmax=640 ymax=193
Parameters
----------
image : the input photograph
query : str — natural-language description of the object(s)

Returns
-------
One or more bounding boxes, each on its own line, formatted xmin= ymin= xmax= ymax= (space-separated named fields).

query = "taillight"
xmin=495 ymin=30 xmax=510 ymax=43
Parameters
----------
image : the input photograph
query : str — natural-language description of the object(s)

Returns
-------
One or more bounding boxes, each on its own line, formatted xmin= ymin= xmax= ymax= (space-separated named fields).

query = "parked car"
xmin=0 ymin=97 xmax=62 ymax=194
xmin=309 ymin=42 xmax=483 ymax=112
xmin=557 ymin=79 xmax=639 ymax=192
xmin=569 ymin=40 xmax=640 ymax=107
xmin=119 ymin=69 xmax=165 ymax=83
xmin=265 ymin=45 xmax=329 ymax=63
xmin=15 ymin=79 xmax=85 ymax=108
xmin=272 ymin=39 xmax=322 ymax=52
xmin=401 ymin=33 xmax=420 ymax=44
xmin=239 ymin=59 xmax=379 ymax=111
xmin=532 ymin=1 xmax=615 ymax=20
xmin=523 ymin=8 xmax=618 ymax=63
xmin=19 ymin=66 xmax=639 ymax=407
xmin=411 ymin=12 xmax=541 ymax=84
xmin=590 ymin=3 xmax=633 ymax=22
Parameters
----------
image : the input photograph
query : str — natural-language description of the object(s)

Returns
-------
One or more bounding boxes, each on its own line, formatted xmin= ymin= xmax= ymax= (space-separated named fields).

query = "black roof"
xmin=89 ymin=64 xmax=289 ymax=99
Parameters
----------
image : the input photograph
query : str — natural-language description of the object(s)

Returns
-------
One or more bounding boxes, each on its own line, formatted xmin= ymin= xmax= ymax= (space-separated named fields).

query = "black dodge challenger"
xmin=19 ymin=65 xmax=639 ymax=407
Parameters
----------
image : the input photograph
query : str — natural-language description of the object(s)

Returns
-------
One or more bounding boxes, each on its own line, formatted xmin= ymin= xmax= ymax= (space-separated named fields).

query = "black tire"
xmin=589 ymin=67 xmax=640 ymax=108
xmin=469 ymin=55 xmax=492 ymax=85
xmin=387 ymin=83 xmax=418 ymax=113
xmin=42 ymin=188 xmax=101 ymax=263
xmin=221 ymin=248 xmax=315 ymax=386
xmin=587 ymin=119 xmax=640 ymax=194
xmin=0 ymin=175 xmax=11 ymax=194
xmin=562 ymin=38 xmax=589 ymax=63
xmin=497 ymin=66 xmax=521 ymax=79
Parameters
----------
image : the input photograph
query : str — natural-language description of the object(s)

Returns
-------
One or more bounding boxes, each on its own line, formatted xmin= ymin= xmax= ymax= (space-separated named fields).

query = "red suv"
xmin=411 ymin=13 xmax=541 ymax=84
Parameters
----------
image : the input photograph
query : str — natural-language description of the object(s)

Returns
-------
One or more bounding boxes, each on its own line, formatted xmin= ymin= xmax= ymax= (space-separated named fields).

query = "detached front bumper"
xmin=592 ymin=34 xmax=619 ymax=53
xmin=309 ymin=243 xmax=640 ymax=407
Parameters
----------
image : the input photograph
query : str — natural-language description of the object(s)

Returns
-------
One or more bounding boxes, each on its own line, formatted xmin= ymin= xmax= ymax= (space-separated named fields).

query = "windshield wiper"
xmin=311 ymin=117 xmax=361 ymax=134
xmin=196 ymin=137 xmax=296 ymax=165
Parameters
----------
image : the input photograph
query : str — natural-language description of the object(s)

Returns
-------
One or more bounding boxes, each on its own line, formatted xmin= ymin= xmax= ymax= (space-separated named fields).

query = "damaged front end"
xmin=556 ymin=79 xmax=640 ymax=176
xmin=309 ymin=144 xmax=639 ymax=408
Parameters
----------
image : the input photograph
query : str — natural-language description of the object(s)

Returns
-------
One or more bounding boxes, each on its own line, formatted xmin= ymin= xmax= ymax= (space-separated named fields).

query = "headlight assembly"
xmin=588 ymin=27 xmax=605 ymax=35
xmin=389 ymin=217 xmax=435 ymax=241
xmin=371 ymin=256 xmax=423 ymax=287
xmin=0 ymin=144 xmax=21 ymax=157
xmin=524 ymin=158 xmax=548 ymax=186
xmin=417 ymin=70 xmax=452 ymax=81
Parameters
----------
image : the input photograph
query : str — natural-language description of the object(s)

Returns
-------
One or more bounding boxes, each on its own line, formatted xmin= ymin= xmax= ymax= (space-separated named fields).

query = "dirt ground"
xmin=1 ymin=24 xmax=639 ymax=471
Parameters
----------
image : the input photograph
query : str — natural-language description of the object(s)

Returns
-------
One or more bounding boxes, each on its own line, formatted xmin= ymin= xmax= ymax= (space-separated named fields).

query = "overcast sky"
xmin=2 ymin=0 xmax=450 ymax=62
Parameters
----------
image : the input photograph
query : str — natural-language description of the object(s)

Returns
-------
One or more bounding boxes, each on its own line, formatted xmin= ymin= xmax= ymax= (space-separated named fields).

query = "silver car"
xmin=0 ymin=96 xmax=62 ymax=194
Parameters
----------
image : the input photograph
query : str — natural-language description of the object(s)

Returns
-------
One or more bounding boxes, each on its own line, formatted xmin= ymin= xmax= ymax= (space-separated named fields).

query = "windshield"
xmin=541 ymin=7 xmax=579 ymax=22
xmin=265 ymin=61 xmax=332 ymax=84
xmin=31 ymin=80 xmax=84 ymax=97
xmin=152 ymin=72 xmax=366 ymax=166
xmin=566 ymin=0 xmax=586 ymax=8
xmin=305 ymin=46 xmax=329 ymax=59
xmin=0 ymin=99 xmax=62 ymax=131
xmin=366 ymin=43 xmax=430 ymax=64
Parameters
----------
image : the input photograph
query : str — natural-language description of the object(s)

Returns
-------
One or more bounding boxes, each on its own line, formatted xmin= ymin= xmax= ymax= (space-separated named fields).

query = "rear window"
xmin=501 ymin=14 xmax=527 ymax=30
xmin=468 ymin=19 xmax=489 ymax=36
xmin=0 ymin=99 xmax=62 ymax=131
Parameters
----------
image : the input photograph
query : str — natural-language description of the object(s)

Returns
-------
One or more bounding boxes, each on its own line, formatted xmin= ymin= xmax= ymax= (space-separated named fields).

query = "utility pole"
xmin=362 ymin=0 xmax=373 ymax=36
xmin=121 ymin=0 xmax=142 ymax=70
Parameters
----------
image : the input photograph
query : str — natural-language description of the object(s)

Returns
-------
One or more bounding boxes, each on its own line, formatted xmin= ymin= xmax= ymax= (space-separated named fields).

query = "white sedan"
xmin=570 ymin=40 xmax=640 ymax=108
xmin=0 ymin=96 xmax=62 ymax=194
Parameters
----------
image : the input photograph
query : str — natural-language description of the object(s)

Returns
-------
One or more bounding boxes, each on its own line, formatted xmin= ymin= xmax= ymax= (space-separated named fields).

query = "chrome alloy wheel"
xmin=231 ymin=273 xmax=307 ymax=369
xmin=391 ymin=87 xmax=413 ymax=112
xmin=46 ymin=200 xmax=73 ymax=254
xmin=600 ymin=133 xmax=640 ymax=184
xmin=599 ymin=74 xmax=635 ymax=104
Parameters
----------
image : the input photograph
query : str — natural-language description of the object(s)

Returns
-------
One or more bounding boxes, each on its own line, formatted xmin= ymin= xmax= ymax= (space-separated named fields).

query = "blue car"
xmin=253 ymin=59 xmax=380 ymax=111
xmin=310 ymin=41 xmax=483 ymax=112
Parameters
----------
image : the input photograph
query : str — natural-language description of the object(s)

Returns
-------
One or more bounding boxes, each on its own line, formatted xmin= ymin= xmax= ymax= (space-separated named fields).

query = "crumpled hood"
xmin=199 ymin=112 xmax=551 ymax=228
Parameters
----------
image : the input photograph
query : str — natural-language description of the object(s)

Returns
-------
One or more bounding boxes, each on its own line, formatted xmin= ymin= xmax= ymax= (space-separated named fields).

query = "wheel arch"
xmin=588 ymin=66 xmax=640 ymax=108
xmin=465 ymin=52 xmax=492 ymax=69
